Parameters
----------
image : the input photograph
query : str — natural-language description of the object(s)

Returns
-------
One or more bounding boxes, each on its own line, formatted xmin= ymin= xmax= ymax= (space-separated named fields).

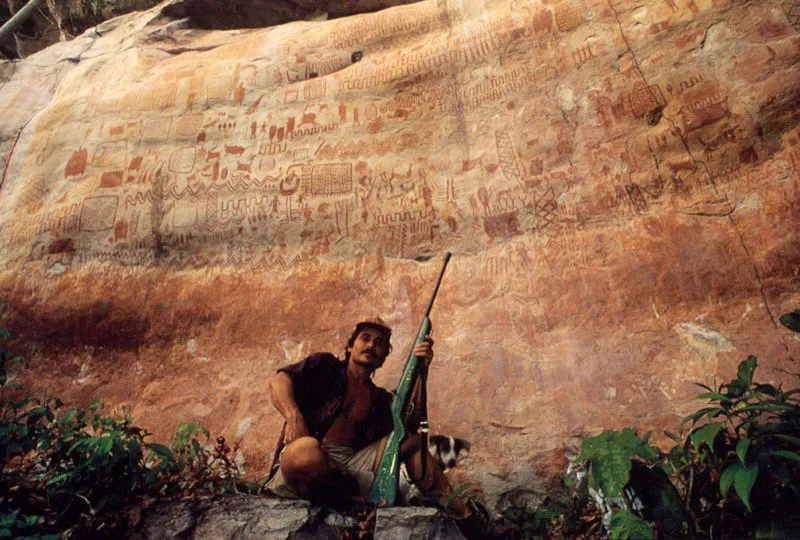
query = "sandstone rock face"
xmin=0 ymin=0 xmax=799 ymax=509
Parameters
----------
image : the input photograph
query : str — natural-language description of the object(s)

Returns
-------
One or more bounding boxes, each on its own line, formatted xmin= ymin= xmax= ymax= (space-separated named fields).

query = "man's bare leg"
xmin=279 ymin=436 xmax=330 ymax=497
xmin=396 ymin=434 xmax=471 ymax=519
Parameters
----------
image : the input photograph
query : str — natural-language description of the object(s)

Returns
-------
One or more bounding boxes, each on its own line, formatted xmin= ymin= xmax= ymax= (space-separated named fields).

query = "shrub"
xmin=0 ymin=311 xmax=245 ymax=538
xmin=670 ymin=355 xmax=800 ymax=537
xmin=501 ymin=354 xmax=799 ymax=539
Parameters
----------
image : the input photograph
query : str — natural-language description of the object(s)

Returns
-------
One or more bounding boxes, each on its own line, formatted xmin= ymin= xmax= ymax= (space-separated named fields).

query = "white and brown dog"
xmin=427 ymin=435 xmax=471 ymax=470
xmin=398 ymin=435 xmax=471 ymax=504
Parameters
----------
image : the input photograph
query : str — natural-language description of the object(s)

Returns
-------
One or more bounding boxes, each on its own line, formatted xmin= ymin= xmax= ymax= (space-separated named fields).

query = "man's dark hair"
xmin=344 ymin=322 xmax=392 ymax=368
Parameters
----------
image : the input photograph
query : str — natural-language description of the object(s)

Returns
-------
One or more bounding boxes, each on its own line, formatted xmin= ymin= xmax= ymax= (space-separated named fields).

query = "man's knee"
xmin=281 ymin=437 xmax=328 ymax=475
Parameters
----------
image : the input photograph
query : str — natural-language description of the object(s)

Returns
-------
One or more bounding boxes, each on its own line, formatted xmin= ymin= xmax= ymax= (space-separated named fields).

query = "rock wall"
xmin=0 ymin=0 xmax=798 ymax=508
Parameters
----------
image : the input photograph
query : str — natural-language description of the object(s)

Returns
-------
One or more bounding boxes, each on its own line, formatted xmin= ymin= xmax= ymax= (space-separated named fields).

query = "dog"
xmin=428 ymin=435 xmax=471 ymax=470
xmin=398 ymin=435 xmax=471 ymax=504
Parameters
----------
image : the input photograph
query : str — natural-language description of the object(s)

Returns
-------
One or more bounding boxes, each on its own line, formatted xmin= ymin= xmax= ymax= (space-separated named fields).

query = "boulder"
xmin=128 ymin=496 xmax=466 ymax=539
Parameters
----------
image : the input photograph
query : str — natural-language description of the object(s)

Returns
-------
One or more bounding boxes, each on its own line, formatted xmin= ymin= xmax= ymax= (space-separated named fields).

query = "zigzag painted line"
xmin=125 ymin=191 xmax=154 ymax=208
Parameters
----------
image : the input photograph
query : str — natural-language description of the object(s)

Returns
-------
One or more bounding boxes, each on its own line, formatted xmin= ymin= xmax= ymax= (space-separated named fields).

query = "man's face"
xmin=348 ymin=328 xmax=390 ymax=369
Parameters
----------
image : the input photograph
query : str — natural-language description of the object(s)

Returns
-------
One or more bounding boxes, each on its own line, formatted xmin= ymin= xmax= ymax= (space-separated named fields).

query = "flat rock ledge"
xmin=127 ymin=495 xmax=466 ymax=539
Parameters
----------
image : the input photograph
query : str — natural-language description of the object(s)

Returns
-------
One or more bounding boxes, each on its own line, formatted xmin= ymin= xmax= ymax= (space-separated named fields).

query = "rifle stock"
xmin=367 ymin=252 xmax=451 ymax=505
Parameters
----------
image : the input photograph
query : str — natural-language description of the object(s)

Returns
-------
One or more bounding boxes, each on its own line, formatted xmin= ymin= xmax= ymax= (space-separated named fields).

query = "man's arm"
xmin=268 ymin=372 xmax=308 ymax=443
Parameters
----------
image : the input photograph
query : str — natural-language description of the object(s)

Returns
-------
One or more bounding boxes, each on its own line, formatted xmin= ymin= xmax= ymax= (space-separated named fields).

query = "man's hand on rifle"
xmin=413 ymin=336 xmax=434 ymax=368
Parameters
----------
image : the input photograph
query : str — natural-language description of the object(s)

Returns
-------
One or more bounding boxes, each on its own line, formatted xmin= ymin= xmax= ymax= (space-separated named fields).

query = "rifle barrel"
xmin=424 ymin=252 xmax=452 ymax=318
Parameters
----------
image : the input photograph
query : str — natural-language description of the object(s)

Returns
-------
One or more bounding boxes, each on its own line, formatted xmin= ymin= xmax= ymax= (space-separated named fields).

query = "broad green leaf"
xmin=46 ymin=472 xmax=72 ymax=486
xmin=744 ymin=404 xmax=793 ymax=412
xmin=690 ymin=423 xmax=724 ymax=453
xmin=147 ymin=443 xmax=174 ymax=459
xmin=0 ymin=328 xmax=10 ymax=340
xmin=779 ymin=311 xmax=800 ymax=332
xmin=445 ymin=482 xmax=476 ymax=509
xmin=734 ymin=463 xmax=759 ymax=512
xmin=0 ymin=529 xmax=10 ymax=538
xmin=682 ymin=407 xmax=721 ymax=425
xmin=67 ymin=439 xmax=86 ymax=454
xmin=591 ymin=445 xmax=632 ymax=497
xmin=754 ymin=384 xmax=777 ymax=396
xmin=771 ymin=450 xmax=800 ymax=463
xmin=696 ymin=392 xmax=732 ymax=402
xmin=726 ymin=380 xmax=746 ymax=399
xmin=60 ymin=409 xmax=77 ymax=425
xmin=720 ymin=465 xmax=736 ymax=497
xmin=98 ymin=436 xmax=113 ymax=455
xmin=579 ymin=431 xmax=612 ymax=460
xmin=610 ymin=510 xmax=653 ymax=540
xmin=775 ymin=434 xmax=800 ymax=447
xmin=737 ymin=356 xmax=757 ymax=387
xmin=736 ymin=438 xmax=750 ymax=465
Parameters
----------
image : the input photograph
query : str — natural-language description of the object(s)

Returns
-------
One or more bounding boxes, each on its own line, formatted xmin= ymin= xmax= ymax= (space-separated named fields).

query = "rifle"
xmin=367 ymin=252 xmax=452 ymax=505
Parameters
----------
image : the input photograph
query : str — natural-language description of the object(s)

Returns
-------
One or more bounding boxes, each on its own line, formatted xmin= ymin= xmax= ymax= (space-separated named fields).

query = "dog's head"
xmin=428 ymin=435 xmax=470 ymax=470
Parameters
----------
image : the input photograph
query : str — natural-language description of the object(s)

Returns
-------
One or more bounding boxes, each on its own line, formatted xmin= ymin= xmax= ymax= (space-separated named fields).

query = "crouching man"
xmin=264 ymin=317 xmax=481 ymax=528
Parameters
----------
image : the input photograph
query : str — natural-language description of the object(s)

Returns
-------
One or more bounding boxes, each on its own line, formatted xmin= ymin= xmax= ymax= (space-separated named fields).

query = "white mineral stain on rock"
xmin=48 ymin=262 xmax=66 ymax=274
xmin=76 ymin=357 xmax=92 ymax=385
xmin=555 ymin=83 xmax=576 ymax=113
xmin=237 ymin=416 xmax=252 ymax=438
xmin=281 ymin=340 xmax=304 ymax=364
xmin=675 ymin=323 xmax=734 ymax=352
xmin=736 ymin=193 xmax=763 ymax=212
xmin=187 ymin=338 xmax=209 ymax=361
xmin=234 ymin=452 xmax=246 ymax=471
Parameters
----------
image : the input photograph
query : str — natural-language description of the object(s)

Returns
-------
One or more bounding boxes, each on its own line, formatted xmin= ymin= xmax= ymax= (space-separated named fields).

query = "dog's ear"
xmin=454 ymin=438 xmax=471 ymax=453
xmin=429 ymin=434 xmax=447 ymax=447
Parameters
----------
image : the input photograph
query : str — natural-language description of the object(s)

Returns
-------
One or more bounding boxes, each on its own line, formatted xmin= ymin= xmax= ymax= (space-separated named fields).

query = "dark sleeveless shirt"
xmin=267 ymin=353 xmax=393 ymax=478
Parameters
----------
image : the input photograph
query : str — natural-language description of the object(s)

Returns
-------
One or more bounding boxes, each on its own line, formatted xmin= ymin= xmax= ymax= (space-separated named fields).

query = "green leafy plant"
xmin=578 ymin=428 xmax=660 ymax=498
xmin=576 ymin=429 xmax=659 ymax=539
xmin=564 ymin=354 xmax=799 ymax=539
xmin=672 ymin=355 xmax=800 ymax=536
xmin=0 ymin=391 xmax=247 ymax=538
xmin=0 ymin=314 xmax=246 ymax=537
xmin=499 ymin=472 xmax=605 ymax=539
xmin=610 ymin=509 xmax=653 ymax=540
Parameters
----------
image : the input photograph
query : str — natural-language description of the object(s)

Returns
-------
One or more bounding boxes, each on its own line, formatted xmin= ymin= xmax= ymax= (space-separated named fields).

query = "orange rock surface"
xmin=0 ymin=0 xmax=798 ymax=504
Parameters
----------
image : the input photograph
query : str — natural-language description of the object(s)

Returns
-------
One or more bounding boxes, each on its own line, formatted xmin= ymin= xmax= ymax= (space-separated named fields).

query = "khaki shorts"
xmin=266 ymin=439 xmax=382 ymax=499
